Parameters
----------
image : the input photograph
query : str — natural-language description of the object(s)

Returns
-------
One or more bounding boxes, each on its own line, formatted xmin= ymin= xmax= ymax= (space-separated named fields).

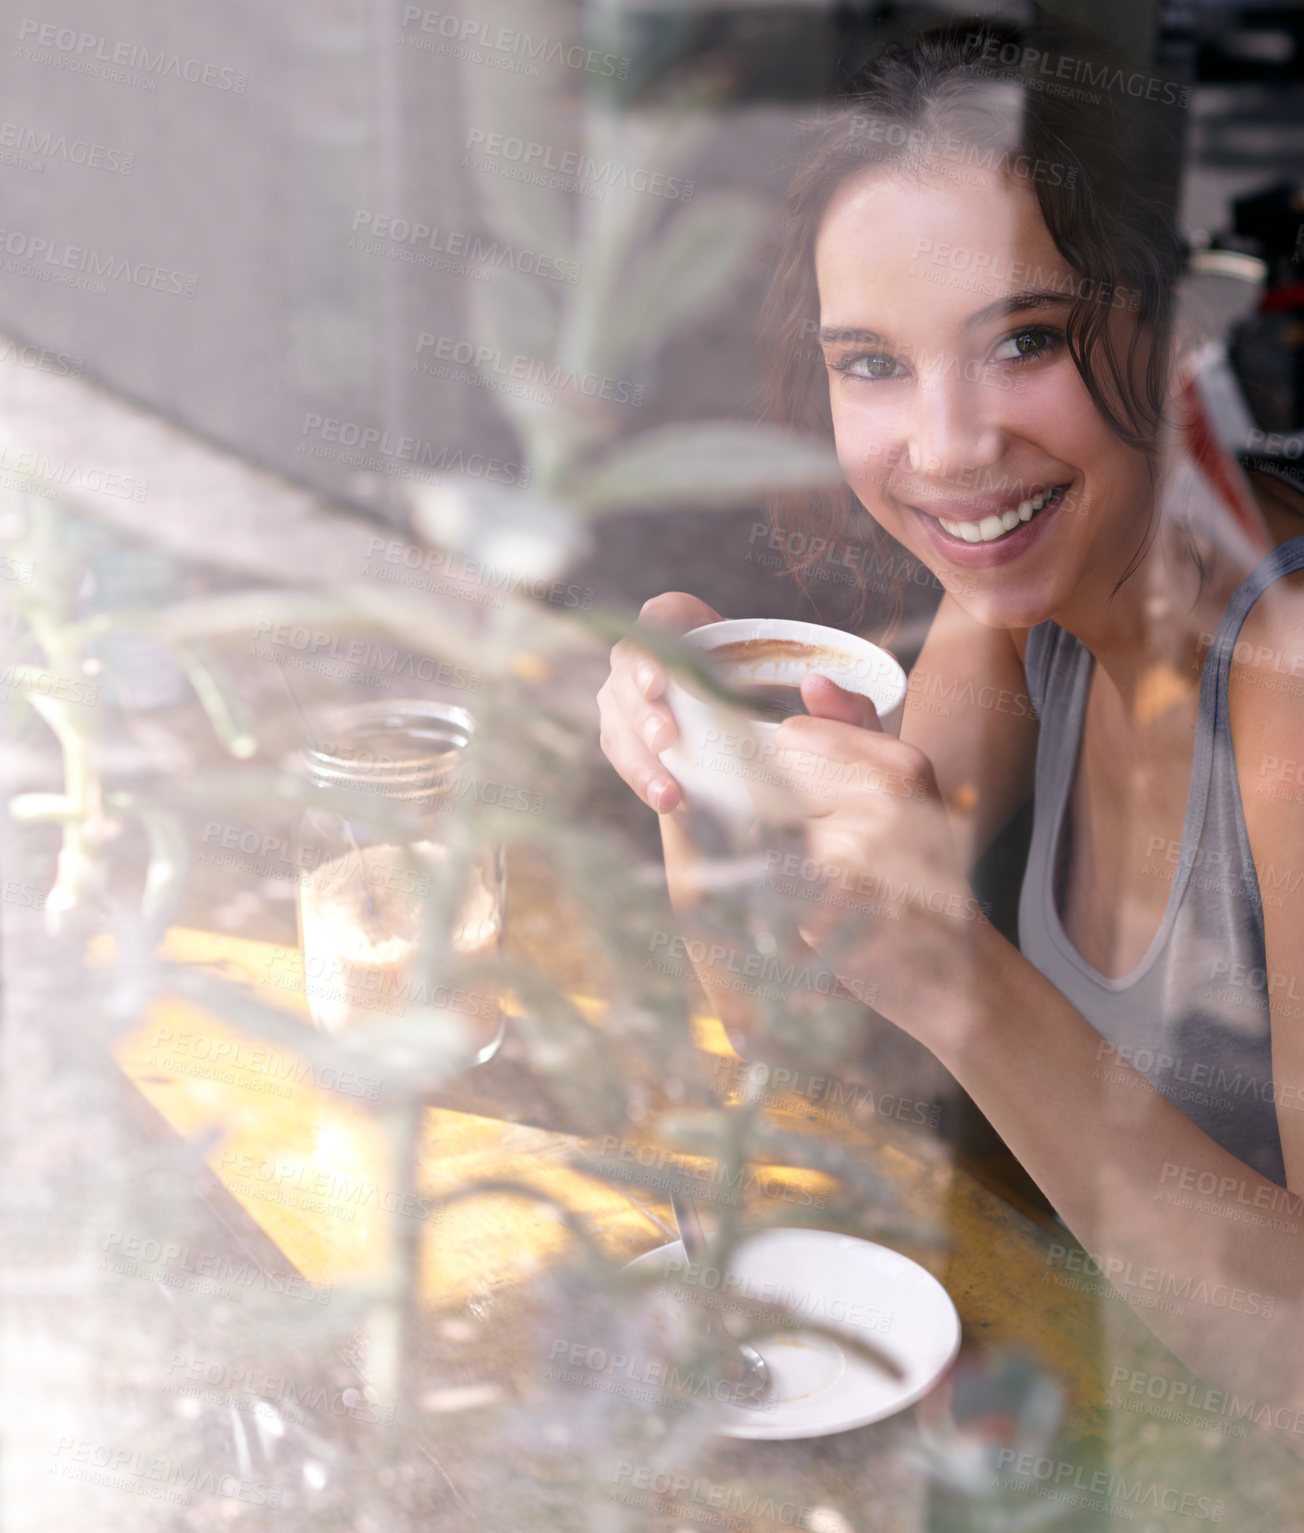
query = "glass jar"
xmin=295 ymin=699 xmax=505 ymax=1065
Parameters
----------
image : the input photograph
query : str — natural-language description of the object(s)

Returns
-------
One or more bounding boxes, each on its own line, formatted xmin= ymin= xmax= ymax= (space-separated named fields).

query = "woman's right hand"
xmin=597 ymin=592 xmax=722 ymax=814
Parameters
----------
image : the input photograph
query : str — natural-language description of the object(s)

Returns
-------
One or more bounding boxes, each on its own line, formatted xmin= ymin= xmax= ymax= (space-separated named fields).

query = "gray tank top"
xmin=1018 ymin=531 xmax=1304 ymax=1187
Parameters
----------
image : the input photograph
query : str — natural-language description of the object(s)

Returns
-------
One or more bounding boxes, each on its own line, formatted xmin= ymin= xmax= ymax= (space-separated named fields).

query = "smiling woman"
xmin=596 ymin=14 xmax=1304 ymax=1436
xmin=761 ymin=16 xmax=1185 ymax=628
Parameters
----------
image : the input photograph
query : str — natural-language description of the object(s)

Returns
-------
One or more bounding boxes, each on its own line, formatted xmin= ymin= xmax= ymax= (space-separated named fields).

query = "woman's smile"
xmin=815 ymin=163 xmax=1155 ymax=633
xmin=907 ymin=479 xmax=1076 ymax=565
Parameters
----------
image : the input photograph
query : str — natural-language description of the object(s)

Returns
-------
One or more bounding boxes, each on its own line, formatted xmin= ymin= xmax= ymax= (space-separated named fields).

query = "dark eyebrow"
xmin=818 ymin=289 xmax=1074 ymax=350
xmin=817 ymin=325 xmax=885 ymax=347
xmin=963 ymin=289 xmax=1074 ymax=330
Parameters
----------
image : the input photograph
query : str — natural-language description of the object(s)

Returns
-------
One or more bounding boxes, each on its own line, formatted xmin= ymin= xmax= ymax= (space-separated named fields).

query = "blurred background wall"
xmin=0 ymin=0 xmax=1300 ymax=633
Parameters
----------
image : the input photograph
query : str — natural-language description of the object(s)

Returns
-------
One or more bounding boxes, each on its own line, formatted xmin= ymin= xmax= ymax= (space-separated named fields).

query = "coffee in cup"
xmin=658 ymin=619 xmax=907 ymax=830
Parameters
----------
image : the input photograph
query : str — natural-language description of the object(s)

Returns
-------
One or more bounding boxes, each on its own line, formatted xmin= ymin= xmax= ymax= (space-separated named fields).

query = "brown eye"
xmin=832 ymin=352 xmax=904 ymax=381
xmin=992 ymin=326 xmax=1061 ymax=364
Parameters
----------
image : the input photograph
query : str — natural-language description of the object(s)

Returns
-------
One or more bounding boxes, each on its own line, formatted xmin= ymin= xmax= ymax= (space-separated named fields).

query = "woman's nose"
xmin=904 ymin=368 xmax=1004 ymax=479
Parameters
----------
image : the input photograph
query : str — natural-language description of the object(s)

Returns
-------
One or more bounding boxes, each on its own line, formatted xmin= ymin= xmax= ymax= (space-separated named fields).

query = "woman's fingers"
xmin=768 ymin=714 xmax=921 ymax=818
xmin=607 ymin=663 xmax=676 ymax=750
xmin=800 ymin=673 xmax=882 ymax=730
xmin=609 ymin=594 xmax=721 ymax=702
xmin=598 ymin=592 xmax=722 ymax=813
xmin=597 ymin=682 xmax=682 ymax=811
xmin=609 ymin=636 xmax=668 ymax=708
xmin=638 ymin=591 xmax=722 ymax=634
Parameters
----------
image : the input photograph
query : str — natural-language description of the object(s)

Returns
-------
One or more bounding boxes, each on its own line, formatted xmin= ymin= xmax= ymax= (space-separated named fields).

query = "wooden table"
xmin=110 ymin=927 xmax=1304 ymax=1532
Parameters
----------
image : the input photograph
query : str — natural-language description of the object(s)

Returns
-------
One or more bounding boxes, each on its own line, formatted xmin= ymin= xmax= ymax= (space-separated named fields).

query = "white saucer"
xmin=624 ymin=1228 xmax=960 ymax=1439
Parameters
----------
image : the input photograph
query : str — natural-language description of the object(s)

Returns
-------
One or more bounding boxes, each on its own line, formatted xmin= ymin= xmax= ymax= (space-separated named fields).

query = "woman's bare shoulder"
xmin=1226 ymin=468 xmax=1304 ymax=762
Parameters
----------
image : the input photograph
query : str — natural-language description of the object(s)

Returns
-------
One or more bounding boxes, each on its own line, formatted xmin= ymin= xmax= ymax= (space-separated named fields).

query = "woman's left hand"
xmin=769 ymin=673 xmax=995 ymax=1047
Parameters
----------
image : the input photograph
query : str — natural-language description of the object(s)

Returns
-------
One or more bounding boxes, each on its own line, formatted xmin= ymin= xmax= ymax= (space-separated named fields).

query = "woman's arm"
xmin=952 ymin=931 xmax=1304 ymax=1424
xmin=775 ymin=680 xmax=1304 ymax=1441
xmin=899 ymin=591 xmax=1039 ymax=873
xmin=1230 ymin=570 xmax=1304 ymax=1189
xmin=656 ymin=590 xmax=1040 ymax=1036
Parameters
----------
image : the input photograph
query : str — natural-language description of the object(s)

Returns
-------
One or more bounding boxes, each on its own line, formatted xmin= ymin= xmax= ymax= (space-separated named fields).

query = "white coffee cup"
xmin=658 ymin=618 xmax=908 ymax=831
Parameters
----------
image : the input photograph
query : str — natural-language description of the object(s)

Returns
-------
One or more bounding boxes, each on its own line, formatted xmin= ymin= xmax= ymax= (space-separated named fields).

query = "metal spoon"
xmin=670 ymin=1193 xmax=770 ymax=1406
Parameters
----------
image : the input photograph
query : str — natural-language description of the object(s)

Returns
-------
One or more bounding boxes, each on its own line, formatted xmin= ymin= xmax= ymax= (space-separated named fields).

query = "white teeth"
xmin=937 ymin=487 xmax=1057 ymax=544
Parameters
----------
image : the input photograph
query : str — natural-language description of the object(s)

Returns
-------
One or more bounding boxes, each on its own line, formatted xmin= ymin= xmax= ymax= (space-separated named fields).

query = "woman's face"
xmin=815 ymin=160 xmax=1156 ymax=632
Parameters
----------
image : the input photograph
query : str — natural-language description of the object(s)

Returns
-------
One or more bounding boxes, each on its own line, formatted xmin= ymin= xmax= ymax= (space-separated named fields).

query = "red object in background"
xmin=1259 ymin=281 xmax=1304 ymax=317
xmin=1179 ymin=371 xmax=1273 ymax=551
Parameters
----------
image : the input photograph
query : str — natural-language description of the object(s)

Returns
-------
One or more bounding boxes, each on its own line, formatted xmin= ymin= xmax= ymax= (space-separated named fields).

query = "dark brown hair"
xmin=760 ymin=13 xmax=1186 ymax=629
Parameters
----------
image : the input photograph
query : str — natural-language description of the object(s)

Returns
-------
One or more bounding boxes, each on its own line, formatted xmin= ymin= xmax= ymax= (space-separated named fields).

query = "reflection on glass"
xmin=296 ymin=699 xmax=505 ymax=1064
